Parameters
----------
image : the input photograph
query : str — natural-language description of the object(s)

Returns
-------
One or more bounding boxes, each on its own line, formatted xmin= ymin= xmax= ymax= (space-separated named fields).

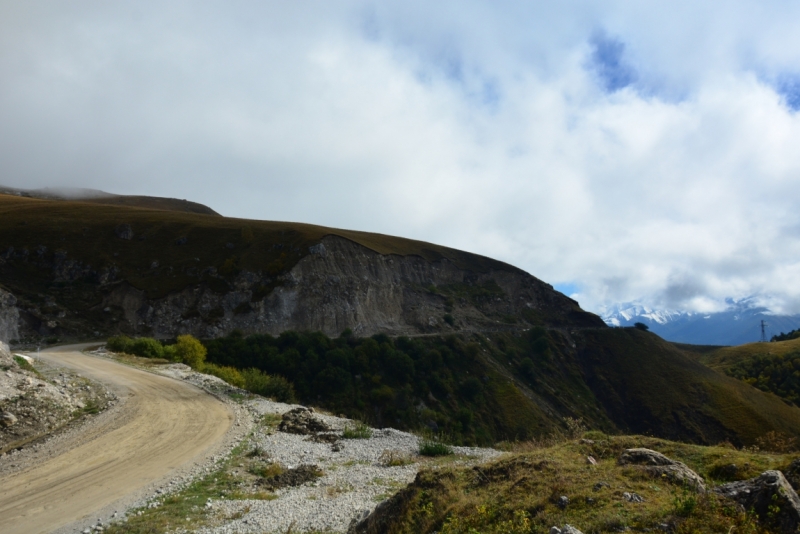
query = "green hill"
xmin=571 ymin=329 xmax=800 ymax=444
xmin=679 ymin=338 xmax=800 ymax=406
xmin=201 ymin=326 xmax=800 ymax=447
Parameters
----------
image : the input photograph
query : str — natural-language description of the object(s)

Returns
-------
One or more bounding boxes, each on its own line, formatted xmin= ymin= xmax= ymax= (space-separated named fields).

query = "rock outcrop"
xmin=278 ymin=407 xmax=331 ymax=435
xmin=0 ymin=288 xmax=19 ymax=343
xmin=618 ymin=448 xmax=706 ymax=491
xmin=136 ymin=236 xmax=600 ymax=338
xmin=0 ymin=342 xmax=113 ymax=453
xmin=8 ymin=234 xmax=595 ymax=341
xmin=714 ymin=470 xmax=800 ymax=533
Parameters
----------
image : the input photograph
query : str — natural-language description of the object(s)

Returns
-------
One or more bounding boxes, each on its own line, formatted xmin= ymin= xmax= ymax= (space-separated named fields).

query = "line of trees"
xmin=105 ymin=334 xmax=294 ymax=402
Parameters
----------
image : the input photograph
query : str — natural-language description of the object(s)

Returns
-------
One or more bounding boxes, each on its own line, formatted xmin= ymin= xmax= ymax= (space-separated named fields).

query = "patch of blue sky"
xmin=588 ymin=30 xmax=637 ymax=93
xmin=776 ymin=74 xmax=800 ymax=112
xmin=554 ymin=282 xmax=580 ymax=297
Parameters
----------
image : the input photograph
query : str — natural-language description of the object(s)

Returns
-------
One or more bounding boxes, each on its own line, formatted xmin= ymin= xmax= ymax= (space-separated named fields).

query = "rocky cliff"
xmin=0 ymin=194 xmax=603 ymax=342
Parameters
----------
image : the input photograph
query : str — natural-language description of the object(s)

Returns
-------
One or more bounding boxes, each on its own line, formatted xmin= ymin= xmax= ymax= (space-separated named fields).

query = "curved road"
xmin=0 ymin=345 xmax=234 ymax=534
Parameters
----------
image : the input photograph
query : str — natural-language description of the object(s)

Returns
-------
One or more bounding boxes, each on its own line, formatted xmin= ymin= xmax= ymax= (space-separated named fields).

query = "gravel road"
xmin=156 ymin=365 xmax=502 ymax=534
xmin=0 ymin=345 xmax=235 ymax=534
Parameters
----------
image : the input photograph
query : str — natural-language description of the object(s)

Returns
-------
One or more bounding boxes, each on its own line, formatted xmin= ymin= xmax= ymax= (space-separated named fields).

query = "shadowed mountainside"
xmin=0 ymin=193 xmax=600 ymax=342
xmin=200 ymin=326 xmax=800 ymax=446
xmin=3 ymin=192 xmax=800 ymax=447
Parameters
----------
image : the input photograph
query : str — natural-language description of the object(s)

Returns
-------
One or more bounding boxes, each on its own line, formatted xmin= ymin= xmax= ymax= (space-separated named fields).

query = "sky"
xmin=2 ymin=1 xmax=800 ymax=316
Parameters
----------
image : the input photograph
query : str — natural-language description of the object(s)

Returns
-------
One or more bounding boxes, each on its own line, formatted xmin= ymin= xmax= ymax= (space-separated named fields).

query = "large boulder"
xmin=278 ymin=407 xmax=330 ymax=435
xmin=618 ymin=448 xmax=706 ymax=491
xmin=1 ymin=411 xmax=17 ymax=428
xmin=0 ymin=341 xmax=11 ymax=367
xmin=782 ymin=458 xmax=800 ymax=492
xmin=714 ymin=470 xmax=800 ymax=533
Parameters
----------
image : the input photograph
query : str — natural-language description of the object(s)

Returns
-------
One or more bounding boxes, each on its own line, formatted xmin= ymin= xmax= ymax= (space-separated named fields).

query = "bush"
xmin=202 ymin=363 xmax=246 ymax=388
xmin=419 ymin=434 xmax=454 ymax=457
xmin=106 ymin=335 xmax=133 ymax=353
xmin=162 ymin=344 xmax=177 ymax=361
xmin=129 ymin=337 xmax=165 ymax=359
xmin=342 ymin=421 xmax=373 ymax=439
xmin=174 ymin=334 xmax=206 ymax=369
xmin=241 ymin=368 xmax=296 ymax=402
xmin=634 ymin=322 xmax=649 ymax=331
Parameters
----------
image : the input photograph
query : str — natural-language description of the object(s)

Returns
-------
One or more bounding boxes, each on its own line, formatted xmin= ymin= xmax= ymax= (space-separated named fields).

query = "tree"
xmin=634 ymin=322 xmax=649 ymax=331
xmin=174 ymin=334 xmax=207 ymax=369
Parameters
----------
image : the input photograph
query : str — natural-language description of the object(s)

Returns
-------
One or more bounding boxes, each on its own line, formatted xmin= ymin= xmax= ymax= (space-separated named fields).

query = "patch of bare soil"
xmin=0 ymin=343 xmax=114 ymax=455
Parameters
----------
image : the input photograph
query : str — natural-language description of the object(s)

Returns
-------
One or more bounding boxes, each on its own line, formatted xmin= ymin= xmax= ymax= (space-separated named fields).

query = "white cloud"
xmin=2 ymin=1 xmax=800 ymax=314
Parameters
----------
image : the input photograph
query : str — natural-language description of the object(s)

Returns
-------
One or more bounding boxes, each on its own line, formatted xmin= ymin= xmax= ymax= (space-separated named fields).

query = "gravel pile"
xmin=69 ymin=351 xmax=502 ymax=534
xmin=191 ymin=397 xmax=501 ymax=534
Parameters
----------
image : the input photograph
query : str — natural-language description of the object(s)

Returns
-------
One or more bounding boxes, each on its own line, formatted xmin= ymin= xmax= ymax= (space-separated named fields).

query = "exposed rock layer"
xmin=2 ymin=235 xmax=601 ymax=340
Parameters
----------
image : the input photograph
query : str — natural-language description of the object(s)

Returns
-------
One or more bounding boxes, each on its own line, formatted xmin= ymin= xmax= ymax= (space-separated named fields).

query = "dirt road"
xmin=0 ymin=345 xmax=234 ymax=534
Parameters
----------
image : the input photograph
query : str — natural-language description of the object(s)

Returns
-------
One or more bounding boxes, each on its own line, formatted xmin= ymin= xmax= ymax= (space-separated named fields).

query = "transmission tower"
xmin=760 ymin=319 xmax=768 ymax=343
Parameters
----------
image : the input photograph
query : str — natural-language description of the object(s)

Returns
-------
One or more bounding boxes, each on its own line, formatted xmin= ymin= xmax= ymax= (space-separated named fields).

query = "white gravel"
xmin=20 ymin=350 xmax=502 ymax=534
xmin=152 ymin=362 xmax=502 ymax=534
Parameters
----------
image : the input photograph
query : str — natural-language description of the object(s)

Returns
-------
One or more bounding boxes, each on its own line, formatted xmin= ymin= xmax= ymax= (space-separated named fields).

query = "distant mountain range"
xmin=602 ymin=299 xmax=800 ymax=346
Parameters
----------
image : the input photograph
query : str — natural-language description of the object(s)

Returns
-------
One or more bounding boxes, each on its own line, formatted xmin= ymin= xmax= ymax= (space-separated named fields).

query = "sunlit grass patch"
xmin=342 ymin=421 xmax=373 ymax=439
xmin=364 ymin=434 xmax=791 ymax=534
xmin=419 ymin=433 xmax=454 ymax=457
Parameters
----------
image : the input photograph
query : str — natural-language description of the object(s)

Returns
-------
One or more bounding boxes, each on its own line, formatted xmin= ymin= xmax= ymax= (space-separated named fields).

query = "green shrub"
xmin=202 ymin=363 xmax=245 ymax=388
xmin=162 ymin=344 xmax=177 ymax=361
xmin=342 ymin=421 xmax=373 ymax=439
xmin=419 ymin=434 xmax=454 ymax=456
xmin=241 ymin=368 xmax=296 ymax=402
xmin=130 ymin=337 xmax=164 ymax=358
xmin=174 ymin=334 xmax=206 ymax=369
xmin=106 ymin=335 xmax=133 ymax=353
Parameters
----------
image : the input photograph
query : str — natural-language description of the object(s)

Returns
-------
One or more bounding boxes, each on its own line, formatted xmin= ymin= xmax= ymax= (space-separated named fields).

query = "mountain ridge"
xmin=0 ymin=193 xmax=598 ymax=342
xmin=2 ymin=192 xmax=800 ymax=448
xmin=0 ymin=184 xmax=221 ymax=216
xmin=603 ymin=300 xmax=800 ymax=345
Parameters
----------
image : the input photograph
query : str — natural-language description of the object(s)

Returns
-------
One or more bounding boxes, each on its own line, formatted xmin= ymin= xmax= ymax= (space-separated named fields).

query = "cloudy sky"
xmin=2 ymin=1 xmax=800 ymax=315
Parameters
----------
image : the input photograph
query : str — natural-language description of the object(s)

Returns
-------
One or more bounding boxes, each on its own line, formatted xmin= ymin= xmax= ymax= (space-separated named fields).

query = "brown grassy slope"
xmin=354 ymin=434 xmax=792 ymax=534
xmin=690 ymin=338 xmax=800 ymax=371
xmin=0 ymin=193 xmax=522 ymax=294
xmin=0 ymin=185 xmax=221 ymax=215
xmin=75 ymin=195 xmax=221 ymax=216
xmin=573 ymin=328 xmax=800 ymax=445
xmin=0 ymin=194 xmax=519 ymax=269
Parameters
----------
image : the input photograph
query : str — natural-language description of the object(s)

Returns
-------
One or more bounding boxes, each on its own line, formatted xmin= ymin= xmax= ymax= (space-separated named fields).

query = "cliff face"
xmin=0 ymin=194 xmax=603 ymax=342
xmin=91 ymin=236 xmax=601 ymax=339
xmin=0 ymin=288 xmax=19 ymax=343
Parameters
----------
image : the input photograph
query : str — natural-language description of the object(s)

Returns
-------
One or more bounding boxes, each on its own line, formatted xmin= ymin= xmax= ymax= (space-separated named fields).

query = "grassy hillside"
xmin=355 ymin=433 xmax=796 ymax=534
xmin=204 ymin=329 xmax=567 ymax=445
xmin=571 ymin=329 xmax=800 ymax=445
xmin=0 ymin=185 xmax=221 ymax=215
xmin=692 ymin=338 xmax=800 ymax=370
xmin=0 ymin=194 xmax=519 ymax=280
xmin=202 ymin=327 xmax=800 ymax=447
xmin=679 ymin=338 xmax=800 ymax=406
xmin=0 ymin=193 xmax=537 ymax=339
